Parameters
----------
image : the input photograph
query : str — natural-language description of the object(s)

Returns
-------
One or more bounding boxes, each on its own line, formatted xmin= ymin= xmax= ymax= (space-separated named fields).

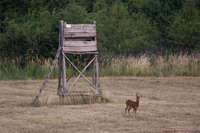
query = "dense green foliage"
xmin=0 ymin=0 xmax=200 ymax=61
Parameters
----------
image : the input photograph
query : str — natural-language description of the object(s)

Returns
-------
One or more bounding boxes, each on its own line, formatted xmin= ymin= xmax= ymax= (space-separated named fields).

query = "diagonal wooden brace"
xmin=32 ymin=47 xmax=61 ymax=104
xmin=63 ymin=53 xmax=103 ymax=98
xmin=65 ymin=55 xmax=96 ymax=93
xmin=66 ymin=55 xmax=91 ymax=83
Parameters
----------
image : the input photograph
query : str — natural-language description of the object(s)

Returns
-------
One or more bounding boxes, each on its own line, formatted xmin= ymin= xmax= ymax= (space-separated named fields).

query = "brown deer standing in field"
xmin=125 ymin=93 xmax=140 ymax=119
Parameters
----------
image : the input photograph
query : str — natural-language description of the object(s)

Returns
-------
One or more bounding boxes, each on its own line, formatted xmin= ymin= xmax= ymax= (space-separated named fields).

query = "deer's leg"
xmin=125 ymin=106 xmax=128 ymax=116
xmin=128 ymin=107 xmax=131 ymax=116
xmin=125 ymin=105 xmax=128 ymax=116
xmin=134 ymin=109 xmax=137 ymax=119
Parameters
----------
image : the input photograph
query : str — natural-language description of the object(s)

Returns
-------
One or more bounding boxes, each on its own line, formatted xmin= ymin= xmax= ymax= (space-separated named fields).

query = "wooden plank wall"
xmin=63 ymin=23 xmax=97 ymax=54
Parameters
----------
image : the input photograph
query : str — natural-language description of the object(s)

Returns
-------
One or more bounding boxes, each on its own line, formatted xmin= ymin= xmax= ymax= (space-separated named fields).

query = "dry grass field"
xmin=0 ymin=77 xmax=200 ymax=133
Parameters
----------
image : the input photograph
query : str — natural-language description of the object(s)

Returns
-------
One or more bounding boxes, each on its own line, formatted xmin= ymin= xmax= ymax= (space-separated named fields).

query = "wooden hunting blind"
xmin=33 ymin=20 xmax=103 ymax=104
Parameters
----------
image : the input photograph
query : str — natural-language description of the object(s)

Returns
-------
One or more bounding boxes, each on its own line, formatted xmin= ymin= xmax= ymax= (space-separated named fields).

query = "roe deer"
xmin=125 ymin=93 xmax=140 ymax=118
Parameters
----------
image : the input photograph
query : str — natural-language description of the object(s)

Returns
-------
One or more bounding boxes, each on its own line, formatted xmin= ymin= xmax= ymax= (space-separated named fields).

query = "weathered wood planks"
xmin=63 ymin=41 xmax=96 ymax=47
xmin=63 ymin=23 xmax=97 ymax=53
xmin=65 ymin=24 xmax=96 ymax=30
xmin=64 ymin=24 xmax=96 ymax=38
xmin=64 ymin=32 xmax=96 ymax=38
xmin=63 ymin=47 xmax=97 ymax=52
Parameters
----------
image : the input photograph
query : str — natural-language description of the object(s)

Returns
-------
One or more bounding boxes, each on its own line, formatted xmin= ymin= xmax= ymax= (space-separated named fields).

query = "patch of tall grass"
xmin=0 ymin=58 xmax=59 ymax=80
xmin=1 ymin=54 xmax=200 ymax=80
xmin=99 ymin=54 xmax=200 ymax=77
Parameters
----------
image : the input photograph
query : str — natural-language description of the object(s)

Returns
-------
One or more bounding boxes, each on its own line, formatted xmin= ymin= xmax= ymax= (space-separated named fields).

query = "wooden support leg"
xmin=62 ymin=52 xmax=67 ymax=95
xmin=95 ymin=54 xmax=102 ymax=97
xmin=32 ymin=47 xmax=61 ymax=104
xmin=92 ymin=54 xmax=96 ymax=86
xmin=57 ymin=52 xmax=62 ymax=95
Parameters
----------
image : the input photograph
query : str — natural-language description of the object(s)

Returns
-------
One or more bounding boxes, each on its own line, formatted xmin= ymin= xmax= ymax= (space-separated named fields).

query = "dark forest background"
xmin=1 ymin=0 xmax=200 ymax=62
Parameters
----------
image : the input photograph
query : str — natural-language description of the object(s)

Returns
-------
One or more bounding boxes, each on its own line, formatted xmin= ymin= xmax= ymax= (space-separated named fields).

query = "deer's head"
xmin=136 ymin=93 xmax=140 ymax=102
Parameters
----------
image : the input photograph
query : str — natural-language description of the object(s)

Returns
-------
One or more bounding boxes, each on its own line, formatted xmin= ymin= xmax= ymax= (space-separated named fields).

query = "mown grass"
xmin=1 ymin=54 xmax=200 ymax=80
xmin=1 ymin=77 xmax=200 ymax=132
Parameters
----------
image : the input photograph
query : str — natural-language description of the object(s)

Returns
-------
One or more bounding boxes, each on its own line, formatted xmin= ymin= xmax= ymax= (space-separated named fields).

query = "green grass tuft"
xmin=33 ymin=90 xmax=112 ymax=106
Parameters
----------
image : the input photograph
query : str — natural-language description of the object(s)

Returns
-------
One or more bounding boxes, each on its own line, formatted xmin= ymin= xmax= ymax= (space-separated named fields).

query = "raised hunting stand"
xmin=32 ymin=20 xmax=103 ymax=104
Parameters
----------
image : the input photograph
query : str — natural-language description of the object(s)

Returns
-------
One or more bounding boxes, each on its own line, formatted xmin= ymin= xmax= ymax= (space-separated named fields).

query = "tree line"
xmin=0 ymin=0 xmax=200 ymax=62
